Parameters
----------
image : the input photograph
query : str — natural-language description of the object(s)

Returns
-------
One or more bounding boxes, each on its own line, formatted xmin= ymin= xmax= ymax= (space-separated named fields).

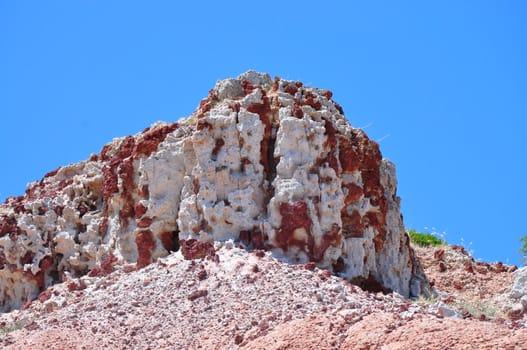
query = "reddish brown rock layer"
xmin=180 ymin=239 xmax=216 ymax=260
xmin=135 ymin=230 xmax=155 ymax=268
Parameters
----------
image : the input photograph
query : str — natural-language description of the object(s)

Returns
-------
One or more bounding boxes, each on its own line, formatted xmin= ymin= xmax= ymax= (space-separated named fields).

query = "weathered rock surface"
xmin=0 ymin=245 xmax=525 ymax=349
xmin=511 ymin=267 xmax=527 ymax=300
xmin=0 ymin=71 xmax=428 ymax=311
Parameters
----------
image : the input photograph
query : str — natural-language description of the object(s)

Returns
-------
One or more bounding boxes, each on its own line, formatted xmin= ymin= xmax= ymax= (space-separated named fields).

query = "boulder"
xmin=510 ymin=266 xmax=527 ymax=300
xmin=0 ymin=71 xmax=429 ymax=312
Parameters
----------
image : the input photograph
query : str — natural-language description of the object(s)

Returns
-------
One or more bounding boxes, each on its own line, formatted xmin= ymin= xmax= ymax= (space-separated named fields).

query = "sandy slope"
xmin=1 ymin=243 xmax=526 ymax=349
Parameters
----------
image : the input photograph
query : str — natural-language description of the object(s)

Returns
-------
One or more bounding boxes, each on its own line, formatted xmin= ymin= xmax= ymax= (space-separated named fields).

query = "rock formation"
xmin=511 ymin=267 xmax=527 ymax=309
xmin=0 ymin=71 xmax=428 ymax=312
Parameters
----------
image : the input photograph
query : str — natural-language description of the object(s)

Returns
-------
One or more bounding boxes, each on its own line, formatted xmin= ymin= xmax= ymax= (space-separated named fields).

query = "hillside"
xmin=0 ymin=71 xmax=525 ymax=349
xmin=0 ymin=241 xmax=526 ymax=349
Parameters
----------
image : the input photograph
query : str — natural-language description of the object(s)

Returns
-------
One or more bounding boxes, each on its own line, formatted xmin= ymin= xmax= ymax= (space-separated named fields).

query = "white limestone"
xmin=0 ymin=71 xmax=429 ymax=312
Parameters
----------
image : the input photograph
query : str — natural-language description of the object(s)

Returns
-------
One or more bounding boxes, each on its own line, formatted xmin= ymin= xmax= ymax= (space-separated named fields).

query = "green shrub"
xmin=0 ymin=318 xmax=32 ymax=335
xmin=520 ymin=235 xmax=527 ymax=264
xmin=456 ymin=300 xmax=503 ymax=319
xmin=407 ymin=229 xmax=446 ymax=247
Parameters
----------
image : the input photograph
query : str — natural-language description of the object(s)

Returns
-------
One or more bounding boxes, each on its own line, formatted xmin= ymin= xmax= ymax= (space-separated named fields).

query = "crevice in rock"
xmin=351 ymin=274 xmax=393 ymax=295
xmin=239 ymin=228 xmax=265 ymax=250
xmin=160 ymin=230 xmax=180 ymax=253
xmin=266 ymin=131 xmax=277 ymax=184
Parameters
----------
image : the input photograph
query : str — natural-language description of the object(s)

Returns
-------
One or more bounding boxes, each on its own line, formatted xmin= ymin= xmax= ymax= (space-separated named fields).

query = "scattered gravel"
xmin=0 ymin=243 xmax=525 ymax=349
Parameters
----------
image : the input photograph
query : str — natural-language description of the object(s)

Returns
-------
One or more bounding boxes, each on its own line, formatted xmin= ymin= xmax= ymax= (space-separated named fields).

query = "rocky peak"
xmin=0 ymin=71 xmax=429 ymax=312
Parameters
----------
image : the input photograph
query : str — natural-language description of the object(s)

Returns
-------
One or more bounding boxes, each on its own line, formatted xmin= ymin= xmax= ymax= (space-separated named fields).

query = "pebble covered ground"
xmin=1 ymin=242 xmax=526 ymax=349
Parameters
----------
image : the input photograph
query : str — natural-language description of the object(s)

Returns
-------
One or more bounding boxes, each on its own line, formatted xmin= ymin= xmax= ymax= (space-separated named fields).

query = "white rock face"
xmin=0 ymin=71 xmax=429 ymax=311
xmin=510 ymin=267 xmax=527 ymax=300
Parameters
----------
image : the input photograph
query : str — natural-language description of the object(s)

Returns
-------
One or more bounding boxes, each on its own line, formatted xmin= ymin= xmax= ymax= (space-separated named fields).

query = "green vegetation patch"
xmin=456 ymin=300 xmax=503 ymax=319
xmin=520 ymin=235 xmax=527 ymax=264
xmin=0 ymin=318 xmax=32 ymax=335
xmin=407 ymin=229 xmax=446 ymax=247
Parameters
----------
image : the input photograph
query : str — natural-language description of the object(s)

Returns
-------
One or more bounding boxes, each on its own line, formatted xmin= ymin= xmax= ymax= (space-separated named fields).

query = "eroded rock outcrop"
xmin=0 ymin=71 xmax=428 ymax=311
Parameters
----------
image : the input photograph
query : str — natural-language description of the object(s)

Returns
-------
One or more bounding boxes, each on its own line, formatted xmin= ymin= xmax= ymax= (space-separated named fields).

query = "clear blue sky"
xmin=1 ymin=1 xmax=526 ymax=265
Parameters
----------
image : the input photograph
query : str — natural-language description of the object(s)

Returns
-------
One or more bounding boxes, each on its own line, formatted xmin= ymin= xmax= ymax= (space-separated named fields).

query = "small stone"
xmin=464 ymin=263 xmax=474 ymax=273
xmin=432 ymin=302 xmax=461 ymax=319
xmin=44 ymin=300 xmax=58 ymax=312
xmin=197 ymin=269 xmax=208 ymax=281
xmin=234 ymin=334 xmax=244 ymax=345
xmin=434 ymin=249 xmax=445 ymax=261
xmin=453 ymin=280 xmax=464 ymax=290
xmin=188 ymin=289 xmax=208 ymax=301
xmin=508 ymin=304 xmax=525 ymax=320
xmin=520 ymin=295 xmax=527 ymax=311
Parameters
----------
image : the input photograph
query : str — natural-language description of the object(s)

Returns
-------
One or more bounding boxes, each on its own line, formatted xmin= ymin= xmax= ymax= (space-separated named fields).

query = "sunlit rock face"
xmin=0 ymin=71 xmax=428 ymax=312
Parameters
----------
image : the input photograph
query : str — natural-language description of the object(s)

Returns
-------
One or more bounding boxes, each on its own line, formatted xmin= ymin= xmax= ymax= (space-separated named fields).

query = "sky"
xmin=1 ymin=1 xmax=526 ymax=265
